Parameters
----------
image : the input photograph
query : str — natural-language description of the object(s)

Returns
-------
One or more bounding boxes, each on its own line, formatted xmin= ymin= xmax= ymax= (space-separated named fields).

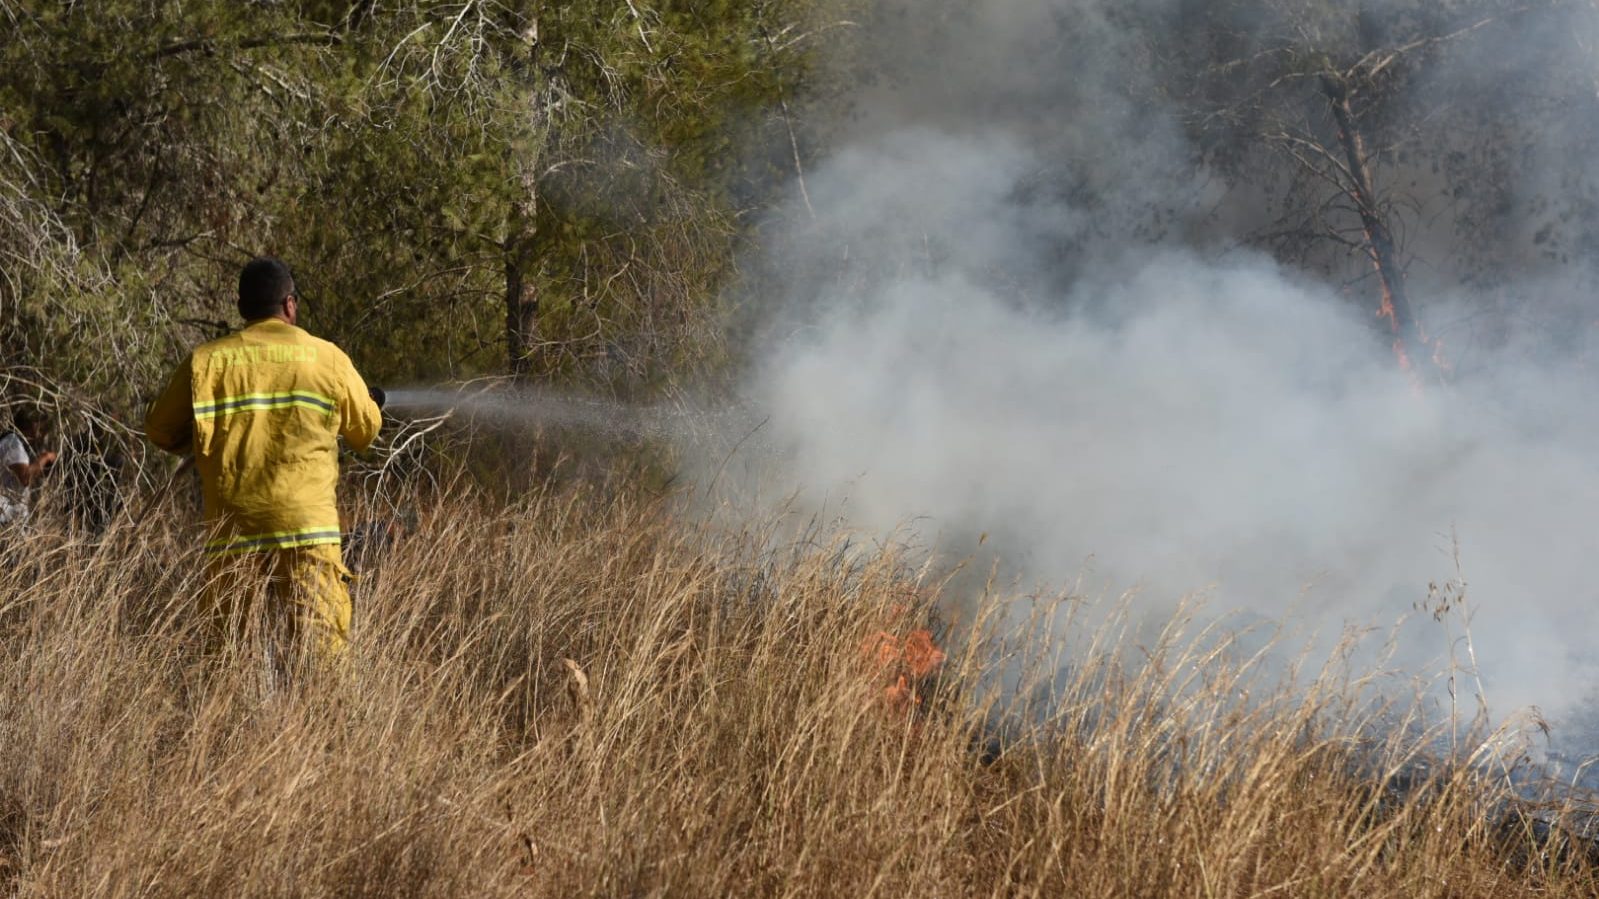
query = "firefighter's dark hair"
xmin=238 ymin=257 xmax=296 ymax=320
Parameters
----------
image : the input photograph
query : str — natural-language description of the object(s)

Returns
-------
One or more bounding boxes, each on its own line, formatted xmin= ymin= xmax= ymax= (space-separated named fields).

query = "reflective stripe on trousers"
xmin=202 ymin=543 xmax=352 ymax=661
xmin=205 ymin=525 xmax=343 ymax=555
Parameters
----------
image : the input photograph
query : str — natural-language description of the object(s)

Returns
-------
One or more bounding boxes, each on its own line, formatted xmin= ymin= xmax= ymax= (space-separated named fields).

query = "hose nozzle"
xmin=369 ymin=386 xmax=387 ymax=410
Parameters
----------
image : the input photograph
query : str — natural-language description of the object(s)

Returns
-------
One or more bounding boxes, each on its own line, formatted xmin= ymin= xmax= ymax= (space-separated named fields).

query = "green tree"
xmin=0 ymin=0 xmax=843 ymax=405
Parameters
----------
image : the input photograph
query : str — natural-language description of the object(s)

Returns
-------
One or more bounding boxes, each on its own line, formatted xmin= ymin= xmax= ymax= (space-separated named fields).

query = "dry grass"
xmin=0 ymin=482 xmax=1594 ymax=897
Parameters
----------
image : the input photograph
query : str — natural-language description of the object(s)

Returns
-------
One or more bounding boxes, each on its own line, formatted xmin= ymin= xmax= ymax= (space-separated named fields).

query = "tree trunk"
xmin=1321 ymin=76 xmax=1428 ymax=377
xmin=505 ymin=187 xmax=538 ymax=377
xmin=504 ymin=13 xmax=541 ymax=378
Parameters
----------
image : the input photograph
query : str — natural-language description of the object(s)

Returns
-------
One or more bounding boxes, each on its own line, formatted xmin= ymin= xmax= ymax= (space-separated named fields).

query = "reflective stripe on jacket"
xmin=145 ymin=319 xmax=381 ymax=554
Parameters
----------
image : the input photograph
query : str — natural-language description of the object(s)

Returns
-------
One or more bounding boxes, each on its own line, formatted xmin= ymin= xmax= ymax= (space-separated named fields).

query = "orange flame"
xmin=864 ymin=626 xmax=946 ymax=712
xmin=899 ymin=629 xmax=945 ymax=678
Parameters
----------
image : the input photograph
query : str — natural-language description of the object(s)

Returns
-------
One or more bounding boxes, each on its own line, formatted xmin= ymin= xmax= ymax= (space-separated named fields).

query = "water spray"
xmin=380 ymin=384 xmax=754 ymax=451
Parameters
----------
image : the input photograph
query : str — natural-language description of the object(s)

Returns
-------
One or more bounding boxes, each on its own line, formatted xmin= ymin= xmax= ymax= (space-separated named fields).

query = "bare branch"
xmin=151 ymin=31 xmax=342 ymax=61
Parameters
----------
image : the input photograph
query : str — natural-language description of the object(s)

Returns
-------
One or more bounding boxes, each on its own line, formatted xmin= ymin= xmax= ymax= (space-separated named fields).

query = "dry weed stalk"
xmin=0 ymin=484 xmax=1590 ymax=896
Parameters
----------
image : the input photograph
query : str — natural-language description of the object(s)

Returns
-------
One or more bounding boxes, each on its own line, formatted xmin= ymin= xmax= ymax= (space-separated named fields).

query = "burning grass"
xmin=0 ymin=482 xmax=1593 ymax=897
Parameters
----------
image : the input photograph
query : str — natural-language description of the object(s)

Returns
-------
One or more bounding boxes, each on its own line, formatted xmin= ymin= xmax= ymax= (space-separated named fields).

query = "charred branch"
xmin=1320 ymin=75 xmax=1429 ymax=375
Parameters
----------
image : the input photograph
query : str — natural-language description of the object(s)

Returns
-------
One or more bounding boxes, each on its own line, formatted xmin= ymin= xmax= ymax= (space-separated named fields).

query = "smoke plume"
xmin=721 ymin=0 xmax=1599 ymax=742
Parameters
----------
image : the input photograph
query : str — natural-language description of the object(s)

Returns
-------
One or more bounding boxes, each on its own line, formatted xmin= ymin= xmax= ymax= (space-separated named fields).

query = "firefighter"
xmin=145 ymin=257 xmax=382 ymax=662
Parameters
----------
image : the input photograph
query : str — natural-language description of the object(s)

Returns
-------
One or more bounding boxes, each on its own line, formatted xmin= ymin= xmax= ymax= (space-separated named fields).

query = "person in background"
xmin=1 ymin=405 xmax=56 ymax=528
xmin=61 ymin=420 xmax=126 ymax=535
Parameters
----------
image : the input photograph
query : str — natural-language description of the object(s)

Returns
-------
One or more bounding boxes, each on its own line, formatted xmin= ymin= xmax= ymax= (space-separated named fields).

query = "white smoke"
xmin=725 ymin=1 xmax=1599 ymax=734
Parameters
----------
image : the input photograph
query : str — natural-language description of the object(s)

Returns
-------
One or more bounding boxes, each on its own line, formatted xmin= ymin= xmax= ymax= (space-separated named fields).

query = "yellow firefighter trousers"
xmin=203 ymin=544 xmax=352 ymax=662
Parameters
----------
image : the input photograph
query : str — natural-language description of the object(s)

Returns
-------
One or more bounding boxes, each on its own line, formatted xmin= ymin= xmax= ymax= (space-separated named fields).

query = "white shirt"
xmin=0 ymin=431 xmax=32 ymax=525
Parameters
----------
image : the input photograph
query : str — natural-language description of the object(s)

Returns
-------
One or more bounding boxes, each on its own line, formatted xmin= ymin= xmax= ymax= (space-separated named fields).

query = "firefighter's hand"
xmin=368 ymin=386 xmax=387 ymax=410
xmin=38 ymin=451 xmax=57 ymax=469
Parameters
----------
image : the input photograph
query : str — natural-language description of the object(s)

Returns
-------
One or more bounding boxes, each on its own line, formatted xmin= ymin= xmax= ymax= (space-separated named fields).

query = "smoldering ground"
xmin=709 ymin=0 xmax=1599 ymax=760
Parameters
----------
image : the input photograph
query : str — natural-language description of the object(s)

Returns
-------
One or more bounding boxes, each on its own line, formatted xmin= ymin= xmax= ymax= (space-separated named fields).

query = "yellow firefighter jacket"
xmin=145 ymin=318 xmax=381 ymax=555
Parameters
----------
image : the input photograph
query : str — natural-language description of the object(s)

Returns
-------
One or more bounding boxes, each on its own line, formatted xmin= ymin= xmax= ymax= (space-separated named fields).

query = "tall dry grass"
xmin=0 ymin=481 xmax=1593 ymax=897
